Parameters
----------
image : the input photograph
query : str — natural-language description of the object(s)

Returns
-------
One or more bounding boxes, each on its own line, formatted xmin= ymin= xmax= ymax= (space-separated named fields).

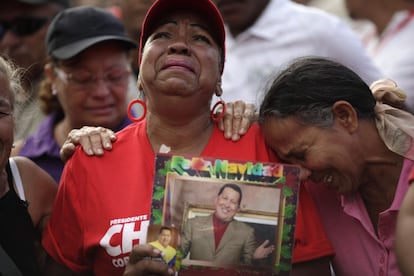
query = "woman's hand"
xmin=218 ymin=100 xmax=257 ymax=141
xmin=60 ymin=126 xmax=116 ymax=162
xmin=60 ymin=101 xmax=257 ymax=161
xmin=123 ymin=244 xmax=175 ymax=276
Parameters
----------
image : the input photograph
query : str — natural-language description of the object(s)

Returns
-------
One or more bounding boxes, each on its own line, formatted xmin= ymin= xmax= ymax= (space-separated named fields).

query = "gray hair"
xmin=0 ymin=56 xmax=25 ymax=109
xmin=259 ymin=57 xmax=376 ymax=127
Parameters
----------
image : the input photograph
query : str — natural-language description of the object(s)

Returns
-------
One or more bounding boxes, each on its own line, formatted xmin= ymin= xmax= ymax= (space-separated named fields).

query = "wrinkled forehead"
xmin=148 ymin=10 xmax=218 ymax=43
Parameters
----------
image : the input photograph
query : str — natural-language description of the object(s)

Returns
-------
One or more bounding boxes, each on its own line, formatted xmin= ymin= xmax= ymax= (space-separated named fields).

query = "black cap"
xmin=46 ymin=6 xmax=137 ymax=60
xmin=15 ymin=0 xmax=70 ymax=7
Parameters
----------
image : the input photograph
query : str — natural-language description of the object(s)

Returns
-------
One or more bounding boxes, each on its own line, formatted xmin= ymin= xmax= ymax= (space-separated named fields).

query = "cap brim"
xmin=51 ymin=36 xmax=137 ymax=60
xmin=142 ymin=0 xmax=224 ymax=46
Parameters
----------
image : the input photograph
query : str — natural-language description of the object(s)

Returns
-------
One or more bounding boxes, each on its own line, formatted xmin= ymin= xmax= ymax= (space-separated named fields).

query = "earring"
xmin=138 ymin=89 xmax=145 ymax=101
xmin=211 ymin=98 xmax=226 ymax=123
xmin=127 ymin=99 xmax=147 ymax=122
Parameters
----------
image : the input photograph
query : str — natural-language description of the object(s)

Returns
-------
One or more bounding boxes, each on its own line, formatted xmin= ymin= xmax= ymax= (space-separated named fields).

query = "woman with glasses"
xmin=12 ymin=5 xmax=254 ymax=184
xmin=12 ymin=6 xmax=137 ymax=183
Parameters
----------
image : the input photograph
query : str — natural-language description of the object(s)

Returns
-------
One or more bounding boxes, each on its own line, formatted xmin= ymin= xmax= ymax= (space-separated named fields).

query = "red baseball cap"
xmin=138 ymin=0 xmax=225 ymax=73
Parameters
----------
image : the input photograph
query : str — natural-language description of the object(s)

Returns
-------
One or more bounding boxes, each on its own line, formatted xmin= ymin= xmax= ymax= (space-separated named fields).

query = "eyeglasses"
xmin=0 ymin=16 xmax=50 ymax=39
xmin=54 ymin=67 xmax=131 ymax=90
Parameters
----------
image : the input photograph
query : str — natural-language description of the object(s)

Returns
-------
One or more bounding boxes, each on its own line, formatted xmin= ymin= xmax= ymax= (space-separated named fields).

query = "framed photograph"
xmin=150 ymin=154 xmax=301 ymax=275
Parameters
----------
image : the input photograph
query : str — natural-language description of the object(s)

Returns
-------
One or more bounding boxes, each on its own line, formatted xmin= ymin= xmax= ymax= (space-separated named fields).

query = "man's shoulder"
xmin=232 ymin=219 xmax=251 ymax=227
xmin=189 ymin=215 xmax=212 ymax=225
xmin=149 ymin=240 xmax=159 ymax=246
xmin=166 ymin=245 xmax=177 ymax=253
xmin=190 ymin=215 xmax=211 ymax=222
xmin=231 ymin=219 xmax=254 ymax=232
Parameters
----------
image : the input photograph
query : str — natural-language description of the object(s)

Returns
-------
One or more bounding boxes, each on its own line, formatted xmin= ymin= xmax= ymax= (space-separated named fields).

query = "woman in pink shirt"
xmin=259 ymin=57 xmax=414 ymax=275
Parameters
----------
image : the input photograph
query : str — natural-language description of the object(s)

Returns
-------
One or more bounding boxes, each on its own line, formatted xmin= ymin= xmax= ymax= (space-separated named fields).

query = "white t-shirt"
xmin=365 ymin=10 xmax=414 ymax=112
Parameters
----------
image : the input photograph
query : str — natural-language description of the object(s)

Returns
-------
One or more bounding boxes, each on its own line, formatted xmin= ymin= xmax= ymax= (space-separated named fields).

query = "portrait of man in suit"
xmin=179 ymin=183 xmax=256 ymax=265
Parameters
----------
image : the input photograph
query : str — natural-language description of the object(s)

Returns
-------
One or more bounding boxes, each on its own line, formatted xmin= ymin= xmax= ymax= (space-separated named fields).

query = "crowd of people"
xmin=1 ymin=0 xmax=414 ymax=275
xmin=12 ymin=5 xmax=137 ymax=183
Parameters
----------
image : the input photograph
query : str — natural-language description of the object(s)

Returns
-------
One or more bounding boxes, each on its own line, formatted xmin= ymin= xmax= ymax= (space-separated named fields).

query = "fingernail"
xmin=104 ymin=142 xmax=112 ymax=149
xmin=87 ymin=149 xmax=94 ymax=155
xmin=96 ymin=149 xmax=103 ymax=155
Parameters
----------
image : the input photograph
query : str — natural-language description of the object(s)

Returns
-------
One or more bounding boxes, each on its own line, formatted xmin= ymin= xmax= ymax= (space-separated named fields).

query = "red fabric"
xmin=292 ymin=183 xmax=335 ymax=263
xmin=42 ymin=121 xmax=334 ymax=275
xmin=212 ymin=213 xmax=229 ymax=249
xmin=106 ymin=6 xmax=122 ymax=19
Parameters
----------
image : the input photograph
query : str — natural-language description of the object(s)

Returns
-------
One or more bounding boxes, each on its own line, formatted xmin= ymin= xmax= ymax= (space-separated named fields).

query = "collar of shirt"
xmin=341 ymin=158 xmax=414 ymax=214
xmin=368 ymin=9 xmax=414 ymax=54
xmin=225 ymin=0 xmax=289 ymax=46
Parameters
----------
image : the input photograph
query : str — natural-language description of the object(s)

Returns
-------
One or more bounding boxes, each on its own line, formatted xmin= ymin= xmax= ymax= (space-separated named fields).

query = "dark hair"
xmin=259 ymin=57 xmax=376 ymax=127
xmin=218 ymin=183 xmax=242 ymax=206
xmin=159 ymin=226 xmax=172 ymax=235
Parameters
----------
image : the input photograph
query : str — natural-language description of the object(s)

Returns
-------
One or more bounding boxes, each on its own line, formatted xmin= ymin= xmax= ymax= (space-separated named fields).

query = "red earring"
xmin=127 ymin=99 xmax=147 ymax=122
xmin=211 ymin=100 xmax=226 ymax=123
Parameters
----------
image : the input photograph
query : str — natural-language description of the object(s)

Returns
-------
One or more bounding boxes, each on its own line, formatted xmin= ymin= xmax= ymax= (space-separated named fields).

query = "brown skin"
xmin=214 ymin=0 xmax=270 ymax=37
xmin=0 ymin=68 xmax=57 ymax=273
xmin=137 ymin=12 xmax=223 ymax=155
xmin=13 ymin=157 xmax=57 ymax=234
xmin=344 ymin=0 xmax=414 ymax=34
xmin=58 ymin=99 xmax=255 ymax=161
xmin=52 ymin=9 xmax=332 ymax=276
xmin=396 ymin=182 xmax=414 ymax=275
xmin=0 ymin=2 xmax=64 ymax=89
xmin=120 ymin=0 xmax=156 ymax=74
xmin=2 ymin=157 xmax=58 ymax=274
xmin=0 ymin=72 xmax=56 ymax=232
xmin=262 ymin=101 xmax=404 ymax=233
xmin=122 ymin=10 xmax=333 ymax=275
xmin=12 ymin=42 xmax=132 ymax=156
xmin=47 ymin=43 xmax=131 ymax=143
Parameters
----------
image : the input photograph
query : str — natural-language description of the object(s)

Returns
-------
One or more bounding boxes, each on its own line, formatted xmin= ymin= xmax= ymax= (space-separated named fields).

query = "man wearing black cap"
xmin=0 ymin=0 xmax=69 ymax=141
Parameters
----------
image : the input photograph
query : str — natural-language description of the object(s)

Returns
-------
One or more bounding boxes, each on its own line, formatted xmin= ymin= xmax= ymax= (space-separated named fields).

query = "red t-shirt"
xmin=42 ymin=121 xmax=334 ymax=275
